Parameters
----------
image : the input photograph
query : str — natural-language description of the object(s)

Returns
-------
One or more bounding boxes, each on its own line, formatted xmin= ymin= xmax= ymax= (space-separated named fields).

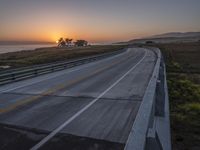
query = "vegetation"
xmin=0 ymin=45 xmax=126 ymax=68
xmin=65 ymin=38 xmax=73 ymax=46
xmin=74 ymin=40 xmax=88 ymax=47
xmin=153 ymin=42 xmax=200 ymax=150
xmin=57 ymin=37 xmax=88 ymax=47
xmin=155 ymin=42 xmax=200 ymax=73
xmin=57 ymin=38 xmax=66 ymax=47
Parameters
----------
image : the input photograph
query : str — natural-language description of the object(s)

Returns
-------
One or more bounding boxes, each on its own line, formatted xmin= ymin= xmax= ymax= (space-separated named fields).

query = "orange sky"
xmin=0 ymin=0 xmax=200 ymax=43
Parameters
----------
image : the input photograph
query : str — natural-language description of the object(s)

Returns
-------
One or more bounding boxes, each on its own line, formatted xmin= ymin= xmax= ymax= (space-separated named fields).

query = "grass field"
xmin=153 ymin=42 xmax=200 ymax=150
xmin=0 ymin=45 xmax=126 ymax=68
xmin=156 ymin=42 xmax=200 ymax=73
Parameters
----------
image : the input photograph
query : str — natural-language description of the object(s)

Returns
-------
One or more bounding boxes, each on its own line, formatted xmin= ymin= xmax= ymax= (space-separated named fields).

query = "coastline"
xmin=0 ymin=44 xmax=56 ymax=54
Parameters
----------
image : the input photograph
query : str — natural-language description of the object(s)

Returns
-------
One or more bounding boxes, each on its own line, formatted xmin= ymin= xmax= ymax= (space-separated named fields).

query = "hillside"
xmin=126 ymin=32 xmax=200 ymax=44
xmin=150 ymin=32 xmax=200 ymax=38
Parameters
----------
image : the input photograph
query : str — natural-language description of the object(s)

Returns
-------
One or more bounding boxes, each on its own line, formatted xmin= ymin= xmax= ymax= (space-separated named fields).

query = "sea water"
xmin=0 ymin=44 xmax=56 ymax=54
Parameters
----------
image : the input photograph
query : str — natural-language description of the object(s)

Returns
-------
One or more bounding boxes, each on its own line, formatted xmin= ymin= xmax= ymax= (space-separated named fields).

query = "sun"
xmin=56 ymin=40 xmax=59 ymax=44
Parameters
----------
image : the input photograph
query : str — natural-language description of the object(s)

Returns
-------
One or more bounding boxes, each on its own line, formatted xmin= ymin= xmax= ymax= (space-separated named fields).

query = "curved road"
xmin=0 ymin=48 xmax=156 ymax=150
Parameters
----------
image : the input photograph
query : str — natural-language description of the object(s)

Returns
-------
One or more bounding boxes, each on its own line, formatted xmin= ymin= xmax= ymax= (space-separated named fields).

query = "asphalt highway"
xmin=0 ymin=48 xmax=156 ymax=150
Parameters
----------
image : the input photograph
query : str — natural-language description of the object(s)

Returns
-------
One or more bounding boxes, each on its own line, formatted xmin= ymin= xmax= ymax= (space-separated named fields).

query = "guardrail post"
xmin=155 ymin=58 xmax=165 ymax=117
xmin=145 ymin=127 xmax=163 ymax=150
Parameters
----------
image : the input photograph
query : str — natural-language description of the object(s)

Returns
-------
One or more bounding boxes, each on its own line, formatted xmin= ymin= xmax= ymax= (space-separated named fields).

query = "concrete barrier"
xmin=125 ymin=48 xmax=171 ymax=150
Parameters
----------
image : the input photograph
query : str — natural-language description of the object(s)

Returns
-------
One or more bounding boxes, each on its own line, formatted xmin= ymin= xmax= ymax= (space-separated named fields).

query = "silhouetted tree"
xmin=65 ymin=38 xmax=73 ymax=47
xmin=74 ymin=40 xmax=88 ymax=47
xmin=58 ymin=38 xmax=66 ymax=47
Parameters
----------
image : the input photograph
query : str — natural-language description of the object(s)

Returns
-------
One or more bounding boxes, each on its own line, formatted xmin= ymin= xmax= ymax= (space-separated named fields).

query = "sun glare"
xmin=56 ymin=40 xmax=59 ymax=44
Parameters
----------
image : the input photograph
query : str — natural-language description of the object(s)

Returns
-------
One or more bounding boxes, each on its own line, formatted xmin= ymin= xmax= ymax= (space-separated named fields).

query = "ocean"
xmin=0 ymin=44 xmax=56 ymax=54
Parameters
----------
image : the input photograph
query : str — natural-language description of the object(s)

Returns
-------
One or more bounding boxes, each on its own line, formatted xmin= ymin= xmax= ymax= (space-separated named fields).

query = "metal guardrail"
xmin=125 ymin=48 xmax=171 ymax=150
xmin=0 ymin=49 xmax=126 ymax=85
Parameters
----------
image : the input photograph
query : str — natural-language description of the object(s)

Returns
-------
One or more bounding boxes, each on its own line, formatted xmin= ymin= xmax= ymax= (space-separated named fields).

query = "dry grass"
xmin=152 ymin=42 xmax=200 ymax=150
xmin=154 ymin=42 xmax=200 ymax=73
xmin=0 ymin=45 xmax=126 ymax=68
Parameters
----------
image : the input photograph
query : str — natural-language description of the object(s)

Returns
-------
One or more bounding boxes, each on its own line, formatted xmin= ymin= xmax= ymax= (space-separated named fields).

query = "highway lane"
xmin=0 ymin=48 xmax=156 ymax=150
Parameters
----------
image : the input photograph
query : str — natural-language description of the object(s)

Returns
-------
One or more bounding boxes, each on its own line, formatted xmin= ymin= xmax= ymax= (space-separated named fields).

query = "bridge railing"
xmin=0 ymin=49 xmax=126 ymax=85
xmin=125 ymin=48 xmax=171 ymax=150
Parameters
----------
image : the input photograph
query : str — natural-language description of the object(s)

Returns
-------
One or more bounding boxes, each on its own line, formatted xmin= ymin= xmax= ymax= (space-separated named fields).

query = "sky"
xmin=0 ymin=0 xmax=200 ymax=43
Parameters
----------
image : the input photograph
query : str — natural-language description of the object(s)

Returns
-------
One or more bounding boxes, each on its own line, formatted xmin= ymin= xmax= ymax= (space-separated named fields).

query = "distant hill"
xmin=149 ymin=32 xmax=200 ymax=38
xmin=125 ymin=32 xmax=200 ymax=44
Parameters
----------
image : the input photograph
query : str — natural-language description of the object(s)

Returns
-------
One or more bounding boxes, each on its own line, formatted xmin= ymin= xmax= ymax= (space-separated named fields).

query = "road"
xmin=0 ymin=48 xmax=156 ymax=150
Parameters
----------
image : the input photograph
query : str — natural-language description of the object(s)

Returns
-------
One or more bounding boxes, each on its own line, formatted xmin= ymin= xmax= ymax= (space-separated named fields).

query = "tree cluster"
xmin=57 ymin=38 xmax=88 ymax=47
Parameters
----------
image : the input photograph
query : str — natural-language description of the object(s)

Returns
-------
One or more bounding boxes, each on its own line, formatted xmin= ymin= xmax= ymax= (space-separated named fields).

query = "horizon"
xmin=0 ymin=0 xmax=200 ymax=43
xmin=0 ymin=30 xmax=199 ymax=45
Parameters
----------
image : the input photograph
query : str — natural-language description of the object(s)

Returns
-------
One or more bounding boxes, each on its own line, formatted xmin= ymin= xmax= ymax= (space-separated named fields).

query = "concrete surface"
xmin=0 ymin=48 xmax=156 ymax=149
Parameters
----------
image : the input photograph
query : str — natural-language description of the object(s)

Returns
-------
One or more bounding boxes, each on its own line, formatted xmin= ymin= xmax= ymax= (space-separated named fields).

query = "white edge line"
xmin=30 ymin=49 xmax=147 ymax=150
xmin=0 ymin=49 xmax=129 ymax=93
